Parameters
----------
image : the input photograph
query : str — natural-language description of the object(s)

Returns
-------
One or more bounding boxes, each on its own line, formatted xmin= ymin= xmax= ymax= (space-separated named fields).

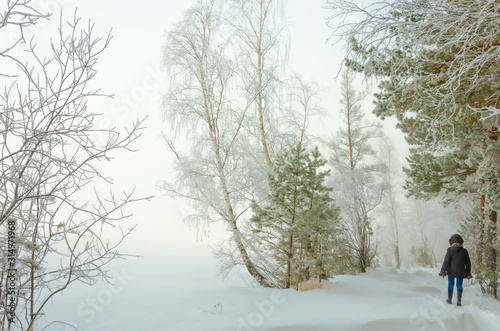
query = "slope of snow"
xmin=43 ymin=266 xmax=500 ymax=330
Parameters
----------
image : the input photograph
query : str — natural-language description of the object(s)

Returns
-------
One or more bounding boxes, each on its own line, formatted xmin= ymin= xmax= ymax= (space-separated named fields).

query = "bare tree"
xmin=161 ymin=0 xmax=328 ymax=288
xmin=0 ymin=2 xmax=147 ymax=329
xmin=228 ymin=0 xmax=288 ymax=169
xmin=161 ymin=0 xmax=271 ymax=287
xmin=378 ymin=135 xmax=402 ymax=268
xmin=284 ymin=74 xmax=323 ymax=148
xmin=327 ymin=70 xmax=384 ymax=272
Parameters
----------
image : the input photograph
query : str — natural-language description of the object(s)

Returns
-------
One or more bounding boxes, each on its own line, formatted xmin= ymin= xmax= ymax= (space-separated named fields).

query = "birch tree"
xmin=328 ymin=70 xmax=384 ymax=272
xmin=326 ymin=0 xmax=499 ymax=296
xmin=161 ymin=0 xmax=271 ymax=287
xmin=378 ymin=135 xmax=402 ymax=268
xmin=228 ymin=0 xmax=288 ymax=169
xmin=0 ymin=2 xmax=146 ymax=329
xmin=284 ymin=75 xmax=323 ymax=148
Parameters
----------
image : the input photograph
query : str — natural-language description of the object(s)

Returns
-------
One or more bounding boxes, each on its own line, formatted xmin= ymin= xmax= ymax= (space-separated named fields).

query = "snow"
xmin=42 ymin=266 xmax=500 ymax=331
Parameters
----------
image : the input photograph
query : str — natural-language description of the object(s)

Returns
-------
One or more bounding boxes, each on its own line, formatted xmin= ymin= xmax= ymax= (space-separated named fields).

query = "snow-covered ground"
xmin=43 ymin=265 xmax=500 ymax=331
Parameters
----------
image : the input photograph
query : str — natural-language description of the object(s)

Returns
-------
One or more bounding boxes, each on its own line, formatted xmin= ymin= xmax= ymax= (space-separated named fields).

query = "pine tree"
xmin=251 ymin=144 xmax=347 ymax=289
xmin=326 ymin=0 xmax=499 ymax=297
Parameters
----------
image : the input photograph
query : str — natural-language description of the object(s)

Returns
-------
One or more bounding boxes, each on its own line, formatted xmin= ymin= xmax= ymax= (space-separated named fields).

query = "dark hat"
xmin=449 ymin=234 xmax=464 ymax=245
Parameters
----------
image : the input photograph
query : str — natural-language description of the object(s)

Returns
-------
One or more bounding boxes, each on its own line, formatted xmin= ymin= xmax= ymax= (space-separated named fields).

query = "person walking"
xmin=439 ymin=234 xmax=472 ymax=306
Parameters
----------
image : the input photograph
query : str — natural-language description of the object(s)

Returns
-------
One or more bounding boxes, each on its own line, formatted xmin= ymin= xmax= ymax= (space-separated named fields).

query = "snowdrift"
xmin=167 ymin=268 xmax=500 ymax=331
xmin=44 ymin=267 xmax=500 ymax=330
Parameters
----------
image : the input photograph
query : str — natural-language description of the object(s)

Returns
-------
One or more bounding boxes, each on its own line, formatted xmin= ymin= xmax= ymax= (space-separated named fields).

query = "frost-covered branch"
xmin=0 ymin=1 xmax=148 ymax=328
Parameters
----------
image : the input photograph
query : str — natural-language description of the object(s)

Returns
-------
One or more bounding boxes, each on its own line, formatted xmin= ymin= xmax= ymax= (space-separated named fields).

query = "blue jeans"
xmin=448 ymin=276 xmax=464 ymax=295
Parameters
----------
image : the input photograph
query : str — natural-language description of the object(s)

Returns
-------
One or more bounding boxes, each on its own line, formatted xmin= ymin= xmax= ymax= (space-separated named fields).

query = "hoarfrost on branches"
xmin=0 ymin=1 xmax=148 ymax=328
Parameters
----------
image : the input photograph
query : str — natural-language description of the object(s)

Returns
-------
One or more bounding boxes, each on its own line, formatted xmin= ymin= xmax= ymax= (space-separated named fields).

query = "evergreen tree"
xmin=326 ymin=0 xmax=499 ymax=298
xmin=251 ymin=144 xmax=347 ymax=289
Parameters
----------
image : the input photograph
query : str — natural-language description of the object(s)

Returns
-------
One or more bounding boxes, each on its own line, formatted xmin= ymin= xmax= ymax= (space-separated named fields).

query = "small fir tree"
xmin=251 ymin=144 xmax=347 ymax=289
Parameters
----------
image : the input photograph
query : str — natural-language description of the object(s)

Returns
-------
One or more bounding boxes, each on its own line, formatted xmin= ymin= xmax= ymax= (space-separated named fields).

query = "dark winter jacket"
xmin=439 ymin=235 xmax=472 ymax=278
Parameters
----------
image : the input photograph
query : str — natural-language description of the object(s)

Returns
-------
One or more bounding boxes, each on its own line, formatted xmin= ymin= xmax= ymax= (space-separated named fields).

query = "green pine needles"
xmin=251 ymin=144 xmax=349 ymax=289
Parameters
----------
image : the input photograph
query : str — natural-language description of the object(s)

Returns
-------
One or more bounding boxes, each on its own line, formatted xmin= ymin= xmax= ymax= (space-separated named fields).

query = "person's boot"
xmin=457 ymin=293 xmax=462 ymax=306
xmin=446 ymin=294 xmax=453 ymax=304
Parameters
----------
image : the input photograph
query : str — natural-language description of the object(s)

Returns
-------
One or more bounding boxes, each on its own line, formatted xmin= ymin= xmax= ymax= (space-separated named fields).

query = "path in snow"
xmin=167 ymin=268 xmax=500 ymax=331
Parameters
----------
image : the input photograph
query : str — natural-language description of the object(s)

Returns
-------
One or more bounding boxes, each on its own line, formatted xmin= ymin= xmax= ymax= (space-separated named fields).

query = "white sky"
xmin=25 ymin=0 xmax=408 ymax=287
